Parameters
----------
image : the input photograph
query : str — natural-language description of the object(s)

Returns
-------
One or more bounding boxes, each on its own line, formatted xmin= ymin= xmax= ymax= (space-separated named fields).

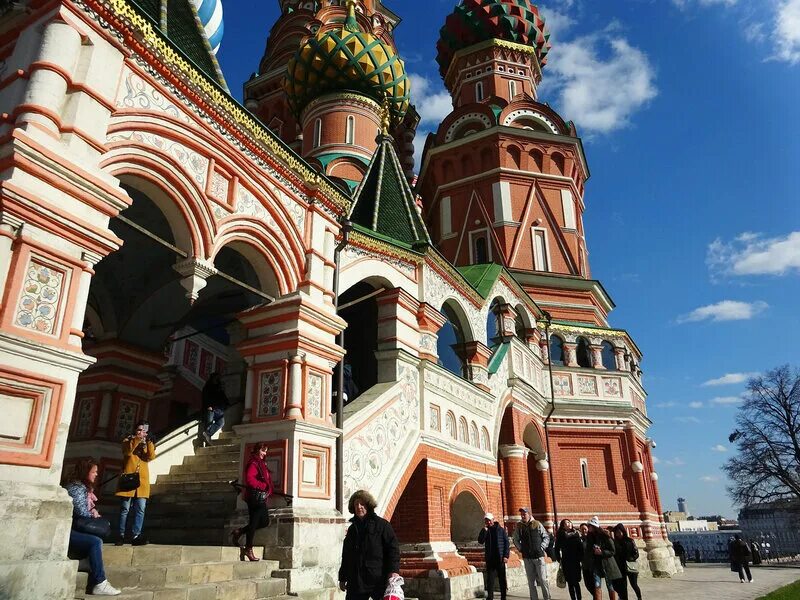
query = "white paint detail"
xmin=561 ymin=189 xmax=576 ymax=229
xmin=440 ymin=196 xmax=452 ymax=236
xmin=492 ymin=181 xmax=512 ymax=224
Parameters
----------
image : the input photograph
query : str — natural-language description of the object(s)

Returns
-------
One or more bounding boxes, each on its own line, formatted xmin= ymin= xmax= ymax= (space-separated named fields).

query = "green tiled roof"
xmin=128 ymin=0 xmax=227 ymax=90
xmin=457 ymin=263 xmax=503 ymax=298
xmin=348 ymin=134 xmax=431 ymax=247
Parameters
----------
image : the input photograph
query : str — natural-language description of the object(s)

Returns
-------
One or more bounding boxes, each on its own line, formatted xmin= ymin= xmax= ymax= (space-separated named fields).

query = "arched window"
xmin=576 ymin=336 xmax=592 ymax=368
xmin=470 ymin=422 xmax=479 ymax=447
xmin=475 ymin=81 xmax=484 ymax=102
xmin=486 ymin=298 xmax=502 ymax=348
xmin=437 ymin=302 xmax=468 ymax=378
xmin=530 ymin=149 xmax=544 ymax=172
xmin=481 ymin=427 xmax=491 ymax=451
xmin=601 ymin=341 xmax=617 ymax=370
xmin=514 ymin=307 xmax=527 ymax=343
xmin=458 ymin=417 xmax=468 ymax=443
xmin=345 ymin=115 xmax=355 ymax=144
xmin=474 ymin=236 xmax=488 ymax=264
xmin=552 ymin=152 xmax=565 ymax=175
xmin=549 ymin=335 xmax=564 ymax=366
xmin=508 ymin=79 xmax=517 ymax=98
xmin=446 ymin=412 xmax=457 ymax=439
xmin=508 ymin=145 xmax=521 ymax=170
xmin=313 ymin=118 xmax=322 ymax=149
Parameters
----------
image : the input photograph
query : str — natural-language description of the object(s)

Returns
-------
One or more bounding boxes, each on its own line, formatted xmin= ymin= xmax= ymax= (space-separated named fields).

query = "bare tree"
xmin=724 ymin=365 xmax=800 ymax=507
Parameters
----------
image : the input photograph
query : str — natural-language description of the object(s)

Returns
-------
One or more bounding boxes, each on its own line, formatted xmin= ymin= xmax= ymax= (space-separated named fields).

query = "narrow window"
xmin=440 ymin=196 xmax=452 ymax=236
xmin=561 ymin=189 xmax=577 ymax=229
xmin=508 ymin=80 xmax=517 ymax=98
xmin=532 ymin=228 xmax=550 ymax=272
xmin=580 ymin=458 xmax=590 ymax=488
xmin=313 ymin=118 xmax=322 ymax=149
xmin=475 ymin=81 xmax=484 ymax=102
xmin=472 ymin=232 xmax=489 ymax=264
xmin=345 ymin=115 xmax=355 ymax=144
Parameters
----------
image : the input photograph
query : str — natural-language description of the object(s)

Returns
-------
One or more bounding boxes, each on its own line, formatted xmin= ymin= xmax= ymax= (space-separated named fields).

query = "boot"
xmin=593 ymin=589 xmax=603 ymax=600
xmin=244 ymin=546 xmax=260 ymax=562
xmin=609 ymin=591 xmax=617 ymax=600
xmin=229 ymin=529 xmax=242 ymax=547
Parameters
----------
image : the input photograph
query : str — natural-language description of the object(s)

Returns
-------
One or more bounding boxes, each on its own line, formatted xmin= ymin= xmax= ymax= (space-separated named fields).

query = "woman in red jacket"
xmin=231 ymin=442 xmax=273 ymax=561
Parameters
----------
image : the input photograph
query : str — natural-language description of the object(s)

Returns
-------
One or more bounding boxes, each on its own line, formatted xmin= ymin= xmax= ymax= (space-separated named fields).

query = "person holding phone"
xmin=115 ymin=420 xmax=156 ymax=545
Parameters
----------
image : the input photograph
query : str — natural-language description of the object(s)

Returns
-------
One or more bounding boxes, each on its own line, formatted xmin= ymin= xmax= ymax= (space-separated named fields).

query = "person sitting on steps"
xmin=202 ymin=372 xmax=229 ymax=445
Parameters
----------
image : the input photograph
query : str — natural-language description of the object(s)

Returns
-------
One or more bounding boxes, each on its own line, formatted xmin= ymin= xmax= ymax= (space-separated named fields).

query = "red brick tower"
xmin=417 ymin=0 xmax=608 ymax=326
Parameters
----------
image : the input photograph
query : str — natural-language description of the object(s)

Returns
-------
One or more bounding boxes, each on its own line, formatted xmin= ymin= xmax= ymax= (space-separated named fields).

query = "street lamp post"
xmin=542 ymin=310 xmax=559 ymax=530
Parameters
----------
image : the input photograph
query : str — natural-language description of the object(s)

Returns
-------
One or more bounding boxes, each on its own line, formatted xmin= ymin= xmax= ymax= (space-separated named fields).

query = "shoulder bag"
xmin=118 ymin=462 xmax=141 ymax=492
xmin=73 ymin=516 xmax=111 ymax=540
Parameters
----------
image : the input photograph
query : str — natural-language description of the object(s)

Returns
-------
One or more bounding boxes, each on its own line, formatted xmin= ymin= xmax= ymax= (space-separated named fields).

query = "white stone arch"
xmin=440 ymin=297 xmax=475 ymax=344
xmin=445 ymin=112 xmax=493 ymax=143
xmin=339 ymin=254 xmax=416 ymax=298
xmin=503 ymin=109 xmax=559 ymax=134
xmin=212 ymin=224 xmax=302 ymax=297
xmin=209 ymin=234 xmax=285 ymax=299
xmin=102 ymin=148 xmax=214 ymax=258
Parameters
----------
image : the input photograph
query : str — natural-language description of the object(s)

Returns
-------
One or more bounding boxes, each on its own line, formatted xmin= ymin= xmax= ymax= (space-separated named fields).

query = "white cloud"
xmin=700 ymin=475 xmax=722 ymax=483
xmin=408 ymin=73 xmax=453 ymax=170
xmin=664 ymin=457 xmax=686 ymax=467
xmin=711 ymin=444 xmax=728 ymax=452
xmin=689 ymin=401 xmax=704 ymax=409
xmin=652 ymin=455 xmax=661 ymax=464
xmin=674 ymin=416 xmax=702 ymax=424
xmin=774 ymin=0 xmax=800 ymax=64
xmin=676 ymin=300 xmax=768 ymax=323
xmin=654 ymin=401 xmax=677 ymax=408
xmin=542 ymin=31 xmax=657 ymax=134
xmin=710 ymin=396 xmax=743 ymax=405
xmin=708 ymin=232 xmax=800 ymax=278
xmin=539 ymin=5 xmax=577 ymax=40
xmin=702 ymin=372 xmax=759 ymax=386
xmin=671 ymin=0 xmax=738 ymax=9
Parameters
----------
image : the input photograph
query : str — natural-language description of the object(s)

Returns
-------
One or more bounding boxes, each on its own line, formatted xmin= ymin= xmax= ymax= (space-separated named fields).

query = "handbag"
xmin=118 ymin=462 xmax=141 ymax=492
xmin=556 ymin=565 xmax=566 ymax=588
xmin=73 ymin=516 xmax=111 ymax=540
xmin=626 ymin=560 xmax=639 ymax=573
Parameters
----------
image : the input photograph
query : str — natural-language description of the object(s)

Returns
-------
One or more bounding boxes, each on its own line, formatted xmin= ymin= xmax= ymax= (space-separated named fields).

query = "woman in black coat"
xmin=555 ymin=519 xmax=583 ymax=600
xmin=339 ymin=489 xmax=401 ymax=600
xmin=613 ymin=524 xmax=641 ymax=600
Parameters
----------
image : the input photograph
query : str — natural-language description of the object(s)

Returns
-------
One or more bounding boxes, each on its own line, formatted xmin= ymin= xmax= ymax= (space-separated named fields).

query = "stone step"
xmin=183 ymin=454 xmax=241 ymax=467
xmin=216 ymin=431 xmax=240 ymax=441
xmin=158 ymin=469 xmax=240 ymax=484
xmin=145 ymin=528 xmax=232 ymax=546
xmin=195 ymin=444 xmax=241 ymax=456
xmin=77 ymin=579 xmax=289 ymax=600
xmin=102 ymin=544 xmax=264 ymax=567
xmin=79 ymin=559 xmax=279 ymax=589
xmin=151 ymin=481 xmax=234 ymax=494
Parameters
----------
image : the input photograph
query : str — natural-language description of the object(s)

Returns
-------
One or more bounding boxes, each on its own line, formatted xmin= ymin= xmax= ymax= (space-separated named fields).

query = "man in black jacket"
xmin=339 ymin=490 xmax=401 ymax=600
xmin=478 ymin=513 xmax=510 ymax=600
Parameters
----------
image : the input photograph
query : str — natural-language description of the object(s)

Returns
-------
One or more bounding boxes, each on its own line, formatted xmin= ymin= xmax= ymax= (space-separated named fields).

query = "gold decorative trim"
xmin=103 ymin=0 xmax=350 ymax=212
xmin=538 ymin=322 xmax=628 ymax=339
xmin=348 ymin=230 xmax=423 ymax=266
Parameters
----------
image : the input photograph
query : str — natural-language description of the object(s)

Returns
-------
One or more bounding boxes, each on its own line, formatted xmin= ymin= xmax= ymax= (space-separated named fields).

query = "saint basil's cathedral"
xmin=0 ymin=0 xmax=681 ymax=598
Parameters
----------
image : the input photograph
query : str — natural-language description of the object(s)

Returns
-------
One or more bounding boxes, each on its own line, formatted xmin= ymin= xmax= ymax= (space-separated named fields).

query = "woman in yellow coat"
xmin=115 ymin=420 xmax=156 ymax=545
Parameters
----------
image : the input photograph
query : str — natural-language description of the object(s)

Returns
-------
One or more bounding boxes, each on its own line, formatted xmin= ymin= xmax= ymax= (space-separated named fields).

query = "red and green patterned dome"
xmin=284 ymin=4 xmax=409 ymax=121
xmin=436 ymin=0 xmax=551 ymax=78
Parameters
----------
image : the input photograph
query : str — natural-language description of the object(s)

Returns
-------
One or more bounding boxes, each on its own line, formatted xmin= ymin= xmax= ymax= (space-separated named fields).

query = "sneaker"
xmin=91 ymin=580 xmax=121 ymax=596
xmin=740 ymin=579 xmax=745 ymax=583
xmin=131 ymin=535 xmax=148 ymax=546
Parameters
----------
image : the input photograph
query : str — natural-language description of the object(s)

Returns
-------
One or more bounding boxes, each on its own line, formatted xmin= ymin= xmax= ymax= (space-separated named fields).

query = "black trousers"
xmin=611 ymin=577 xmax=628 ymax=600
xmin=345 ymin=587 xmax=383 ymax=600
xmin=241 ymin=501 xmax=269 ymax=546
xmin=626 ymin=572 xmax=641 ymax=600
xmin=486 ymin=560 xmax=507 ymax=600
xmin=737 ymin=563 xmax=752 ymax=582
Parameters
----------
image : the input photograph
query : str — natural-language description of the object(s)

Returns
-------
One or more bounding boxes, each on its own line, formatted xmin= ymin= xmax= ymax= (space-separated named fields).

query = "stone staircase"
xmin=145 ymin=431 xmax=245 ymax=546
xmin=75 ymin=544 xmax=289 ymax=600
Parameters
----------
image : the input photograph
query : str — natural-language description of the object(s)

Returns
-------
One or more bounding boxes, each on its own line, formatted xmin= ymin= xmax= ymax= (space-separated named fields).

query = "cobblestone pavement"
xmin=507 ymin=564 xmax=800 ymax=600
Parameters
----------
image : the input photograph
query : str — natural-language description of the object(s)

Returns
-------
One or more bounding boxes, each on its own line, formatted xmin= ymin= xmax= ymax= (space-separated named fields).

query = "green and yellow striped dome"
xmin=284 ymin=6 xmax=410 ymax=121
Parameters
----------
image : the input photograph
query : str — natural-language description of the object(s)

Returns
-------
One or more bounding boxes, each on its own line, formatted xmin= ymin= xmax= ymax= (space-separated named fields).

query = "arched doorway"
xmin=523 ymin=423 xmax=550 ymax=524
xmin=450 ymin=490 xmax=484 ymax=545
xmin=64 ymin=181 xmax=279 ymax=500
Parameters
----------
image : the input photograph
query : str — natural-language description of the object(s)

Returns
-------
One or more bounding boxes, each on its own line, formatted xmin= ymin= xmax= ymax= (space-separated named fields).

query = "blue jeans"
xmin=119 ymin=496 xmax=147 ymax=537
xmin=69 ymin=530 xmax=106 ymax=587
xmin=206 ymin=408 xmax=225 ymax=436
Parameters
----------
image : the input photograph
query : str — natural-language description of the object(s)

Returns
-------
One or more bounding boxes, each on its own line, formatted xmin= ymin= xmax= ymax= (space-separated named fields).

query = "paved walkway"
xmin=507 ymin=564 xmax=800 ymax=600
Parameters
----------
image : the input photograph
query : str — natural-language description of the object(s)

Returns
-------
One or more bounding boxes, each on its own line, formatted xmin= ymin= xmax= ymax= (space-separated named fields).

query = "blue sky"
xmin=216 ymin=1 xmax=800 ymax=519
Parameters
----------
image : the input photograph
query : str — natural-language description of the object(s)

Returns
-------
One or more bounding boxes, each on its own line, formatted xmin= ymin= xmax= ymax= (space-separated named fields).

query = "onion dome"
xmin=284 ymin=1 xmax=410 ymax=121
xmin=436 ymin=0 xmax=551 ymax=78
xmin=189 ymin=0 xmax=224 ymax=54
